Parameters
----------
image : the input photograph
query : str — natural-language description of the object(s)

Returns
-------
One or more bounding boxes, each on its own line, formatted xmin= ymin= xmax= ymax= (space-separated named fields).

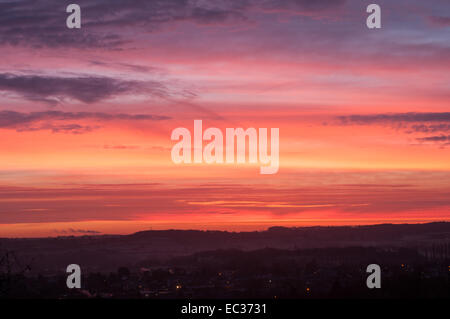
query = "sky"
xmin=0 ymin=0 xmax=449 ymax=237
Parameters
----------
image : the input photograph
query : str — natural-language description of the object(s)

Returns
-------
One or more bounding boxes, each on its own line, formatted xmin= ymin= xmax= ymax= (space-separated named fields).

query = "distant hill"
xmin=1 ymin=222 xmax=449 ymax=273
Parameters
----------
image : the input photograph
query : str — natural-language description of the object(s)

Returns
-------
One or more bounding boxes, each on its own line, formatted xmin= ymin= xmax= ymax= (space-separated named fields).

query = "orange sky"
xmin=0 ymin=0 xmax=449 ymax=237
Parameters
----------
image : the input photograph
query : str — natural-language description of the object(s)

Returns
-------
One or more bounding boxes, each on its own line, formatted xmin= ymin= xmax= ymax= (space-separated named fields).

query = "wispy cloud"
xmin=89 ymin=60 xmax=161 ymax=73
xmin=0 ymin=110 xmax=170 ymax=133
xmin=337 ymin=113 xmax=450 ymax=125
xmin=0 ymin=73 xmax=167 ymax=104
xmin=408 ymin=124 xmax=450 ymax=134
xmin=428 ymin=16 xmax=450 ymax=27
xmin=55 ymin=228 xmax=101 ymax=235
xmin=337 ymin=112 xmax=450 ymax=146
xmin=16 ymin=123 xmax=99 ymax=134
xmin=0 ymin=176 xmax=449 ymax=224
xmin=416 ymin=135 xmax=450 ymax=142
xmin=0 ymin=0 xmax=249 ymax=49
xmin=261 ymin=0 xmax=346 ymax=14
xmin=0 ymin=0 xmax=353 ymax=50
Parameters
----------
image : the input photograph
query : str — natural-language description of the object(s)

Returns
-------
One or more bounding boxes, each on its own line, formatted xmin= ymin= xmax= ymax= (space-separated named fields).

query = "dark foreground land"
xmin=1 ymin=222 xmax=450 ymax=298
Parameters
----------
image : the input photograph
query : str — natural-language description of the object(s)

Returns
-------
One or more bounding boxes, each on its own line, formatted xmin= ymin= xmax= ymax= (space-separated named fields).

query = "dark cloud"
xmin=0 ymin=0 xmax=126 ymax=48
xmin=261 ymin=0 xmax=346 ymax=13
xmin=408 ymin=124 xmax=450 ymax=133
xmin=416 ymin=135 xmax=450 ymax=142
xmin=189 ymin=7 xmax=247 ymax=25
xmin=337 ymin=113 xmax=450 ymax=146
xmin=0 ymin=0 xmax=248 ymax=49
xmin=0 ymin=0 xmax=351 ymax=49
xmin=0 ymin=73 xmax=167 ymax=104
xmin=429 ymin=16 xmax=450 ymax=27
xmin=89 ymin=60 xmax=160 ymax=73
xmin=82 ymin=0 xmax=248 ymax=27
xmin=0 ymin=110 xmax=170 ymax=133
xmin=338 ymin=113 xmax=450 ymax=125
xmin=56 ymin=228 xmax=101 ymax=235
xmin=16 ymin=123 xmax=99 ymax=134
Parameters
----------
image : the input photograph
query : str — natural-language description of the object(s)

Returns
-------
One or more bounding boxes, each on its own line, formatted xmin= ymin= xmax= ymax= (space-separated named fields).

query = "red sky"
xmin=0 ymin=0 xmax=449 ymax=237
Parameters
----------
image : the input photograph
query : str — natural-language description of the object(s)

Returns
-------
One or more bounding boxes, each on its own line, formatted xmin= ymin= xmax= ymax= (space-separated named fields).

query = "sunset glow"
xmin=0 ymin=0 xmax=449 ymax=237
